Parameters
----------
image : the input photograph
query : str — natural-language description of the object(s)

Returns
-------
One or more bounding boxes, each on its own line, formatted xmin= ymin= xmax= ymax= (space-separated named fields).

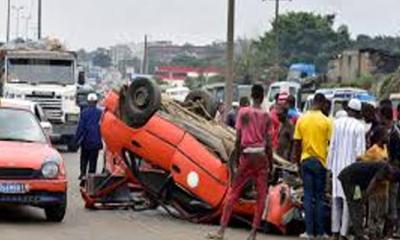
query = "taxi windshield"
xmin=0 ymin=108 xmax=47 ymax=143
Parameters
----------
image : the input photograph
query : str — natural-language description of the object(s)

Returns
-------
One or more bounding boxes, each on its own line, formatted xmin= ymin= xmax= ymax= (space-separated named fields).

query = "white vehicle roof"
xmin=165 ymin=86 xmax=190 ymax=93
xmin=0 ymin=98 xmax=36 ymax=112
xmin=270 ymin=81 xmax=301 ymax=88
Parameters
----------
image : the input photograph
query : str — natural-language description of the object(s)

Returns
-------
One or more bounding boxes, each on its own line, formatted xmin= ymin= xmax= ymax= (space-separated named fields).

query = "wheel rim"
xmin=134 ymin=86 xmax=149 ymax=109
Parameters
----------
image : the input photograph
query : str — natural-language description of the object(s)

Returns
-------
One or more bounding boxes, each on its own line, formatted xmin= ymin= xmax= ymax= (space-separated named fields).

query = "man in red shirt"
xmin=208 ymin=84 xmax=272 ymax=240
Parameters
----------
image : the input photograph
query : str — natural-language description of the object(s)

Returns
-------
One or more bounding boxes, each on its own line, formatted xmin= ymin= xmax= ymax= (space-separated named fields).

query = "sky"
xmin=1 ymin=0 xmax=400 ymax=50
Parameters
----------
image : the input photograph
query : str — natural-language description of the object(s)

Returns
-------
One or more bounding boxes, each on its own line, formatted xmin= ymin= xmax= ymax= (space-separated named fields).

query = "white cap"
xmin=87 ymin=93 xmax=98 ymax=102
xmin=348 ymin=98 xmax=362 ymax=112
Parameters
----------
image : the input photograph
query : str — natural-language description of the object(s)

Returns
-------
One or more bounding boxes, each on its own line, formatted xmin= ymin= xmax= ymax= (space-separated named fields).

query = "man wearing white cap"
xmin=327 ymin=98 xmax=366 ymax=240
xmin=75 ymin=93 xmax=103 ymax=180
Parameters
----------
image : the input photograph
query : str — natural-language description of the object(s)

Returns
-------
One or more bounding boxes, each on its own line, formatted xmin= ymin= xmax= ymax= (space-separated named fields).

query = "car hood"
xmin=0 ymin=141 xmax=58 ymax=169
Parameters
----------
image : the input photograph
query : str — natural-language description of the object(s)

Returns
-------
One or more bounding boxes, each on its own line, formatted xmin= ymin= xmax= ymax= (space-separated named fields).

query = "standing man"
xmin=208 ymin=84 xmax=272 ymax=240
xmin=293 ymin=93 xmax=332 ymax=240
xmin=276 ymin=104 xmax=294 ymax=160
xmin=362 ymin=103 xmax=380 ymax=148
xmin=75 ymin=93 xmax=103 ymax=180
xmin=286 ymin=95 xmax=301 ymax=125
xmin=327 ymin=99 xmax=366 ymax=240
xmin=225 ymin=97 xmax=250 ymax=128
xmin=380 ymin=104 xmax=400 ymax=238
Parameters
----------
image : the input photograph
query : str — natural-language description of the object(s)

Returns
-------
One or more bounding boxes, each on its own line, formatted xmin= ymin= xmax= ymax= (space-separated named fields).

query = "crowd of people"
xmin=75 ymin=86 xmax=400 ymax=240
xmin=210 ymin=84 xmax=400 ymax=240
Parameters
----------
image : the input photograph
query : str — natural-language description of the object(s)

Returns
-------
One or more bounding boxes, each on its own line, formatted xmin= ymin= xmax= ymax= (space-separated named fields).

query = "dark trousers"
xmin=341 ymin=181 xmax=365 ymax=240
xmin=80 ymin=148 xmax=99 ymax=177
xmin=301 ymin=158 xmax=327 ymax=236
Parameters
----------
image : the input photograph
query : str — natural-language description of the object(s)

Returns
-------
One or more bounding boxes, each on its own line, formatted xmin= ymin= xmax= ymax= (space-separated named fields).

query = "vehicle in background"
xmin=204 ymin=83 xmax=259 ymax=105
xmin=287 ymin=63 xmax=316 ymax=83
xmin=76 ymin=84 xmax=96 ymax=111
xmin=165 ymin=86 xmax=190 ymax=102
xmin=265 ymin=81 xmax=302 ymax=111
xmin=0 ymin=40 xmax=82 ymax=151
xmin=303 ymin=88 xmax=376 ymax=118
xmin=0 ymin=98 xmax=53 ymax=137
xmin=0 ymin=106 xmax=67 ymax=222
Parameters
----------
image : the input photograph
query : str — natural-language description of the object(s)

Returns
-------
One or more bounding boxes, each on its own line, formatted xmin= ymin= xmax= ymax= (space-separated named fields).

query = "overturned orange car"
xmin=90 ymin=78 xmax=303 ymax=234
xmin=0 ymin=104 xmax=67 ymax=222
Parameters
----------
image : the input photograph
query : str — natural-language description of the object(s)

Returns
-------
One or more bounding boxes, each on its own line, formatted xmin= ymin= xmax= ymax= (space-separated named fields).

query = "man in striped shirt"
xmin=327 ymin=99 xmax=366 ymax=240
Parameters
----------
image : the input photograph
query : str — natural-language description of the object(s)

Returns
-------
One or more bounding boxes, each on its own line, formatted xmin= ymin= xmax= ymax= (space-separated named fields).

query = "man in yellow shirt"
xmin=293 ymin=93 xmax=332 ymax=240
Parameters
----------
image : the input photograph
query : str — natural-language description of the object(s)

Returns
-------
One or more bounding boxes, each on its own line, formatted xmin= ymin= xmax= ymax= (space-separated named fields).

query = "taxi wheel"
xmin=45 ymin=197 xmax=67 ymax=222
xmin=120 ymin=77 xmax=161 ymax=128
xmin=184 ymin=90 xmax=218 ymax=119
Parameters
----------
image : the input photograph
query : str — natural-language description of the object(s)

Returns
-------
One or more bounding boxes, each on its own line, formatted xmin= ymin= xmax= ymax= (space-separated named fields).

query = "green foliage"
xmin=92 ymin=49 xmax=112 ymax=68
xmin=170 ymin=54 xmax=207 ymax=68
xmin=354 ymin=35 xmax=400 ymax=55
xmin=379 ymin=68 xmax=400 ymax=98
xmin=255 ymin=12 xmax=352 ymax=73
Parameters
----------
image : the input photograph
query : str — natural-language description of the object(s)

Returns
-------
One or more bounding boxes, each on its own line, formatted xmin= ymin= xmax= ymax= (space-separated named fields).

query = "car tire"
xmin=45 ymin=196 xmax=67 ymax=222
xmin=184 ymin=90 xmax=218 ymax=119
xmin=120 ymin=78 xmax=161 ymax=128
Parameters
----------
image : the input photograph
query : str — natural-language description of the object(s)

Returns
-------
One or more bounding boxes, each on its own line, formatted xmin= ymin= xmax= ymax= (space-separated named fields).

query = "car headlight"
xmin=41 ymin=157 xmax=60 ymax=178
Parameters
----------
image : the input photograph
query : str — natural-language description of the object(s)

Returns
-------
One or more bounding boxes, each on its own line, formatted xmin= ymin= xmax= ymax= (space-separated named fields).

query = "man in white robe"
xmin=327 ymin=99 xmax=366 ymax=240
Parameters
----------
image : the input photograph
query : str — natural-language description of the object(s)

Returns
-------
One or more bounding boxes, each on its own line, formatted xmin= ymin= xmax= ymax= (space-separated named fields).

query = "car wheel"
xmin=120 ymin=78 xmax=161 ymax=128
xmin=184 ymin=90 xmax=218 ymax=119
xmin=45 ymin=197 xmax=67 ymax=222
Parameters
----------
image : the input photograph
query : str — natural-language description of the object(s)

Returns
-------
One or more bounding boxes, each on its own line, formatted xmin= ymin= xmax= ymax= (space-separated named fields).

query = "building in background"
xmin=154 ymin=66 xmax=222 ymax=87
xmin=328 ymin=48 xmax=400 ymax=82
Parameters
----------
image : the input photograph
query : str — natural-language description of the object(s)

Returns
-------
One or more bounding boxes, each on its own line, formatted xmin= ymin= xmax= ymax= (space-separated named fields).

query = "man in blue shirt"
xmin=75 ymin=93 xmax=103 ymax=180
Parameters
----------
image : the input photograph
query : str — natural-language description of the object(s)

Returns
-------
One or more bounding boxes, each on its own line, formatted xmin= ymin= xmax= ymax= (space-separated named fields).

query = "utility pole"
xmin=225 ymin=0 xmax=235 ymax=115
xmin=13 ymin=6 xmax=24 ymax=39
xmin=274 ymin=0 xmax=280 ymax=65
xmin=6 ymin=0 xmax=11 ymax=42
xmin=142 ymin=35 xmax=149 ymax=74
xmin=22 ymin=15 xmax=31 ymax=40
xmin=38 ymin=0 xmax=42 ymax=39
xmin=263 ymin=0 xmax=291 ymax=81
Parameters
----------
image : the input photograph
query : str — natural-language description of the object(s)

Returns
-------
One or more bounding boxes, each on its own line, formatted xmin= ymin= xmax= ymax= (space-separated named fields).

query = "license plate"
xmin=0 ymin=183 xmax=27 ymax=194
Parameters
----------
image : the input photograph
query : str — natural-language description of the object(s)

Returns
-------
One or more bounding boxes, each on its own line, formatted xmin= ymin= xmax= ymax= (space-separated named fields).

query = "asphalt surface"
xmin=0 ymin=151 xmax=299 ymax=240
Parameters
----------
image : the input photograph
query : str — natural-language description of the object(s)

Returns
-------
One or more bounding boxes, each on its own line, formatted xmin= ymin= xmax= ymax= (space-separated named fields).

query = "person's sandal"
xmin=206 ymin=232 xmax=224 ymax=240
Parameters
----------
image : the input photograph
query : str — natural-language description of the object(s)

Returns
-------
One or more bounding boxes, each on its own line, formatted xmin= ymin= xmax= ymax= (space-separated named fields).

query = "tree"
xmin=170 ymin=54 xmax=207 ymax=68
xmin=92 ymin=48 xmax=112 ymax=68
xmin=255 ymin=12 xmax=352 ymax=73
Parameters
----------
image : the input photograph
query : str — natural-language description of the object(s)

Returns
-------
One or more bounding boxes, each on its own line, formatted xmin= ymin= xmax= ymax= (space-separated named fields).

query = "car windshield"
xmin=0 ymin=109 xmax=47 ymax=143
xmin=268 ymin=86 xmax=280 ymax=102
xmin=7 ymin=58 xmax=75 ymax=85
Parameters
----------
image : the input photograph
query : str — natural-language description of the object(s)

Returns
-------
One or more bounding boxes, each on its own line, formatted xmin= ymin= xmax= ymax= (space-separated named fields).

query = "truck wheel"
xmin=120 ymin=78 xmax=161 ymax=128
xmin=184 ymin=90 xmax=217 ymax=119
xmin=45 ymin=196 xmax=67 ymax=222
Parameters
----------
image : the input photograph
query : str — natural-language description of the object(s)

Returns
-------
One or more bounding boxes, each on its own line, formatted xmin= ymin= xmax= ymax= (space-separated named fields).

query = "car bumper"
xmin=50 ymin=123 xmax=78 ymax=142
xmin=0 ymin=179 xmax=67 ymax=206
xmin=0 ymin=192 xmax=66 ymax=206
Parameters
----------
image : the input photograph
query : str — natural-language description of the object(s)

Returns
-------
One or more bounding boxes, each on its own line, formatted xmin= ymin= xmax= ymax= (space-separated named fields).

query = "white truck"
xmin=0 ymin=43 xmax=83 ymax=151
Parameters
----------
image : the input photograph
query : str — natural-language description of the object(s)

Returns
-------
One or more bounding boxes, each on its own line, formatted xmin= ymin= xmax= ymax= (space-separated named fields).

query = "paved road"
xmin=0 ymin=151 xmax=298 ymax=240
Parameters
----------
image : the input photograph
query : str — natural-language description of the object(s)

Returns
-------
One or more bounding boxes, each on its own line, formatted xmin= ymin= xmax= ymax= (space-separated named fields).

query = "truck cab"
xmin=0 ymin=45 xmax=81 ymax=151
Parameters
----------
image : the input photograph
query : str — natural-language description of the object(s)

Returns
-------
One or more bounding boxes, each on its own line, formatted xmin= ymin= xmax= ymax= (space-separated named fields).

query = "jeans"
xmin=80 ymin=148 xmax=99 ymax=177
xmin=301 ymin=158 xmax=327 ymax=236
